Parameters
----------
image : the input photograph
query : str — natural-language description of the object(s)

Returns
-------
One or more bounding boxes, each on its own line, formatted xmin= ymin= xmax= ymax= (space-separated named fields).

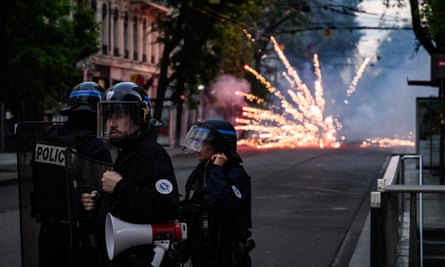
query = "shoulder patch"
xmin=155 ymin=179 xmax=174 ymax=195
xmin=232 ymin=185 xmax=242 ymax=199
xmin=34 ymin=143 xmax=66 ymax=166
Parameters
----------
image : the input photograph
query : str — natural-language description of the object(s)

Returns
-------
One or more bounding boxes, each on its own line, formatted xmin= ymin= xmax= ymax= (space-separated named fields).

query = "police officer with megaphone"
xmin=81 ymin=82 xmax=180 ymax=267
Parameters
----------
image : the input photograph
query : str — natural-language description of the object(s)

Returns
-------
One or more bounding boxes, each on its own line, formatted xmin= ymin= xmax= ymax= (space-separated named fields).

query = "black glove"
xmin=167 ymin=240 xmax=191 ymax=263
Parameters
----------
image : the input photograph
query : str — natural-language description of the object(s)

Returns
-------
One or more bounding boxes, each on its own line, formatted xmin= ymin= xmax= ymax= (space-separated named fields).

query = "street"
xmin=0 ymin=146 xmax=396 ymax=266
xmin=239 ymin=147 xmax=390 ymax=267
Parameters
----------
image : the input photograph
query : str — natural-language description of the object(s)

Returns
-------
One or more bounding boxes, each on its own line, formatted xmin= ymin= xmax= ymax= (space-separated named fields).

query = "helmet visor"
xmin=182 ymin=124 xmax=213 ymax=153
xmin=98 ymin=101 xmax=142 ymax=139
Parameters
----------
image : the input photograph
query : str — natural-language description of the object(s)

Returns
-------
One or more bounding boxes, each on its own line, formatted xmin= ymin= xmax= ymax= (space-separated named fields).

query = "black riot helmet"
xmin=183 ymin=119 xmax=242 ymax=162
xmin=61 ymin=81 xmax=104 ymax=115
xmin=98 ymin=82 xmax=155 ymax=140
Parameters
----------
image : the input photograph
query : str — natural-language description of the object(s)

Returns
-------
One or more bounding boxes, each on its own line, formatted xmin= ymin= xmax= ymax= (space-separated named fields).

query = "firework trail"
xmin=347 ymin=57 xmax=370 ymax=97
xmin=237 ymin=36 xmax=351 ymax=149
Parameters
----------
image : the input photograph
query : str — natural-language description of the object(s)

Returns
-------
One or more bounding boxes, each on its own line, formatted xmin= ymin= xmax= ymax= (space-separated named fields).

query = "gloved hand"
xmin=167 ymin=240 xmax=191 ymax=263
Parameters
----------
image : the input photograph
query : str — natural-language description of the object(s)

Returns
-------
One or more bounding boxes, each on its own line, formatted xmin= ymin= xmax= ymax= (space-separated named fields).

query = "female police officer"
xmin=180 ymin=119 xmax=255 ymax=267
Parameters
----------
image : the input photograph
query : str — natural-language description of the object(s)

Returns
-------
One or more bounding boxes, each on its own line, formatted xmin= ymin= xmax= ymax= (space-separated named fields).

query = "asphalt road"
xmin=0 ymin=146 xmax=395 ymax=267
xmin=238 ymin=147 xmax=390 ymax=267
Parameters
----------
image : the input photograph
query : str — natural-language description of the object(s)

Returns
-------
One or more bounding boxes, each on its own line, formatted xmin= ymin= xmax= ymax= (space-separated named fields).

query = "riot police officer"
xmin=180 ymin=119 xmax=255 ymax=267
xmin=85 ymin=81 xmax=179 ymax=267
xmin=31 ymin=81 xmax=112 ymax=267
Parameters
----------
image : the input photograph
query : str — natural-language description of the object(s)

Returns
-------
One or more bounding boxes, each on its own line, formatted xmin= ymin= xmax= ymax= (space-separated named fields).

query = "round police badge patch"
xmin=155 ymin=179 xmax=173 ymax=195
xmin=232 ymin=185 xmax=242 ymax=199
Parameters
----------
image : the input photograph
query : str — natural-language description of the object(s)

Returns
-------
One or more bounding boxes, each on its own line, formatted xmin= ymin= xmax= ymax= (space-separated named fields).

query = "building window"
xmin=101 ymin=3 xmax=108 ymax=55
xmin=142 ymin=19 xmax=147 ymax=62
xmin=150 ymin=21 xmax=156 ymax=64
xmin=113 ymin=8 xmax=119 ymax=57
xmin=133 ymin=16 xmax=138 ymax=61
xmin=124 ymin=12 xmax=129 ymax=59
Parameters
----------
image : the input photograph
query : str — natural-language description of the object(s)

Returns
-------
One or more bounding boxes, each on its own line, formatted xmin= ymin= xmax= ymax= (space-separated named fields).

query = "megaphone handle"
xmin=150 ymin=240 xmax=170 ymax=267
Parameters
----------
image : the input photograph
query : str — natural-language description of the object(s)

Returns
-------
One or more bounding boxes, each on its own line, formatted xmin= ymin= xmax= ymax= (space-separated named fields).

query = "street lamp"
xmin=198 ymin=84 xmax=205 ymax=121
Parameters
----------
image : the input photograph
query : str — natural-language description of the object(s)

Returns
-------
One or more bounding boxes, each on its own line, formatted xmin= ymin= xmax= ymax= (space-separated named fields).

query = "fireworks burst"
xmin=360 ymin=137 xmax=415 ymax=148
xmin=236 ymin=36 xmax=345 ymax=149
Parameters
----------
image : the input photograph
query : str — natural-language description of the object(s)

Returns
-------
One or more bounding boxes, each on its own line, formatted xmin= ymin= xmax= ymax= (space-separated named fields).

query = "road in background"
xmin=239 ymin=147 xmax=390 ymax=266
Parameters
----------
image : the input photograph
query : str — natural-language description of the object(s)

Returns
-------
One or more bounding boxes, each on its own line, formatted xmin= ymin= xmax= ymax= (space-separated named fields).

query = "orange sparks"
xmin=238 ymin=36 xmax=409 ymax=150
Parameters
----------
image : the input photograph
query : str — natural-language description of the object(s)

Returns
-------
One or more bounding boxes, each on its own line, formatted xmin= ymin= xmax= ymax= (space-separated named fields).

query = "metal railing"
xmin=370 ymin=154 xmax=445 ymax=267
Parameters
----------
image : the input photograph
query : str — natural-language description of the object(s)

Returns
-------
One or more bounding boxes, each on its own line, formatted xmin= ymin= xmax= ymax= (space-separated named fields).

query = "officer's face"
xmin=107 ymin=113 xmax=139 ymax=138
xmin=197 ymin=142 xmax=216 ymax=161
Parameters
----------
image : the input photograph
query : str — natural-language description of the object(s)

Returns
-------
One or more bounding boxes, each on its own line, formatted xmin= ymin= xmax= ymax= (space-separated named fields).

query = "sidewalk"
xmin=349 ymin=213 xmax=371 ymax=266
xmin=0 ymin=152 xmax=17 ymax=185
xmin=349 ymin=162 xmax=445 ymax=267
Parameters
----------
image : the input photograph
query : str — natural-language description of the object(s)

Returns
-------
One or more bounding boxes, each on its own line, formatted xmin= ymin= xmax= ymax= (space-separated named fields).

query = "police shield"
xmin=16 ymin=121 xmax=65 ymax=267
xmin=65 ymin=147 xmax=112 ymax=264
xmin=65 ymin=147 xmax=112 ymax=194
xmin=16 ymin=121 xmax=112 ymax=267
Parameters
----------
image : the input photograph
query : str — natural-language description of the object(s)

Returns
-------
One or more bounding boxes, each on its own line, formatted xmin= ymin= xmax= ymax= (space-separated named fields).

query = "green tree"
xmin=0 ymin=0 xmax=100 ymax=121
xmin=382 ymin=0 xmax=445 ymax=52
xmin=153 ymin=0 xmax=266 ymax=143
xmin=410 ymin=0 xmax=445 ymax=52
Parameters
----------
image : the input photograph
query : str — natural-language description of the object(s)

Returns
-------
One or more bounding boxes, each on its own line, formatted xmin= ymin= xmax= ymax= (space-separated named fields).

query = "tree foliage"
xmin=153 ymin=0 xmax=266 ymax=120
xmin=150 ymin=0 xmax=267 ymax=144
xmin=399 ymin=0 xmax=445 ymax=53
xmin=420 ymin=0 xmax=445 ymax=51
xmin=0 ymin=0 xmax=100 ymax=120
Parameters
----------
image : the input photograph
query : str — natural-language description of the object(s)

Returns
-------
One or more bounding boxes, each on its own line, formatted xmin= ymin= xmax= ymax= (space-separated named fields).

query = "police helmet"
xmin=183 ymin=119 xmax=242 ymax=162
xmin=61 ymin=81 xmax=104 ymax=115
xmin=98 ymin=82 xmax=152 ymax=140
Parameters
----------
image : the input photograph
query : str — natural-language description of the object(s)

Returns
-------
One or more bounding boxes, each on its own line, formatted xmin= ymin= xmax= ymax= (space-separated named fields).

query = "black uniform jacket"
xmin=183 ymin=160 xmax=252 ymax=253
xmin=109 ymin=134 xmax=179 ymax=224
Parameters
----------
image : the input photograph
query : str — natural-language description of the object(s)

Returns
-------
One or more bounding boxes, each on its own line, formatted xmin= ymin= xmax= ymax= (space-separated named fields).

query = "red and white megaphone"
xmin=105 ymin=213 xmax=187 ymax=266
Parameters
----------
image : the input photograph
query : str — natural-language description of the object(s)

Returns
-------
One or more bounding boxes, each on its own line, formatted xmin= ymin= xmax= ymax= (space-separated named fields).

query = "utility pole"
xmin=408 ymin=0 xmax=445 ymax=183
xmin=434 ymin=57 xmax=445 ymax=184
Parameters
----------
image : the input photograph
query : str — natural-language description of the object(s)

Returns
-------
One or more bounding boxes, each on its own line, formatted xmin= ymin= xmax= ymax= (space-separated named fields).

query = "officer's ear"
xmin=213 ymin=140 xmax=224 ymax=154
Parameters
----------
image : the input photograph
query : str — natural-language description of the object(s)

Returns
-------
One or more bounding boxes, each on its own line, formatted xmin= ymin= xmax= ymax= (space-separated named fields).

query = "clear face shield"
xmin=182 ymin=124 xmax=214 ymax=153
xmin=98 ymin=101 xmax=143 ymax=139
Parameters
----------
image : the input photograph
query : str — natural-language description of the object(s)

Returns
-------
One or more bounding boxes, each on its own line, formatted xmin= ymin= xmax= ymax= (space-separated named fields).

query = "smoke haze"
xmin=207 ymin=74 xmax=251 ymax=120
xmin=207 ymin=1 xmax=437 ymax=144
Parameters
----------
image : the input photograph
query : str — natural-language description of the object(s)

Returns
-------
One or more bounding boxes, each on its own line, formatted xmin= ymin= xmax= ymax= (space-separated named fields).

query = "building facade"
xmin=84 ymin=0 xmax=168 ymax=100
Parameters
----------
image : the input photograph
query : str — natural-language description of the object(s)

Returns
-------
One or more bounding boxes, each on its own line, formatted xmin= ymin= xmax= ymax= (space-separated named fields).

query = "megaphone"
xmin=105 ymin=213 xmax=187 ymax=265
